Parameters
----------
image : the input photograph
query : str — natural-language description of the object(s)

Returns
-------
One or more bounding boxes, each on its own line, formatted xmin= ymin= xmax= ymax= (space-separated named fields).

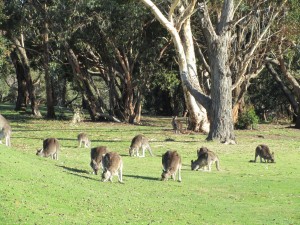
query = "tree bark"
xmin=64 ymin=42 xmax=105 ymax=121
xmin=43 ymin=3 xmax=56 ymax=118
xmin=206 ymin=37 xmax=235 ymax=143
xmin=198 ymin=0 xmax=236 ymax=143
xmin=181 ymin=14 xmax=210 ymax=133
xmin=266 ymin=62 xmax=298 ymax=114
xmin=141 ymin=0 xmax=209 ymax=132
xmin=10 ymin=49 xmax=28 ymax=111
xmin=12 ymin=37 xmax=41 ymax=117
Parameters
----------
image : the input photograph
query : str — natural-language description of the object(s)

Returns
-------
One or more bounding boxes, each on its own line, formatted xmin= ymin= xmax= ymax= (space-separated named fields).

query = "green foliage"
xmin=0 ymin=106 xmax=299 ymax=224
xmin=248 ymin=70 xmax=292 ymax=122
xmin=153 ymin=70 xmax=180 ymax=92
xmin=236 ymin=106 xmax=259 ymax=130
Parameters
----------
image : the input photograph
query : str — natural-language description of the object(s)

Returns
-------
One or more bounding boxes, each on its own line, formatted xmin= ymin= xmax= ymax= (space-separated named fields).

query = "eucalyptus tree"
xmin=15 ymin=0 xmax=56 ymax=118
xmin=140 ymin=0 xmax=234 ymax=142
xmin=141 ymin=0 xmax=287 ymax=143
xmin=46 ymin=0 xmax=161 ymax=123
xmin=194 ymin=1 xmax=287 ymax=124
xmin=140 ymin=0 xmax=210 ymax=133
xmin=1 ymin=0 xmax=41 ymax=116
xmin=264 ymin=0 xmax=300 ymax=128
xmin=81 ymin=0 xmax=160 ymax=123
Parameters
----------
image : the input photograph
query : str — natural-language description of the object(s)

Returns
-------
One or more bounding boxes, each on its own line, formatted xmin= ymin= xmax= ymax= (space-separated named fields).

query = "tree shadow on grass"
xmin=123 ymin=174 xmax=159 ymax=181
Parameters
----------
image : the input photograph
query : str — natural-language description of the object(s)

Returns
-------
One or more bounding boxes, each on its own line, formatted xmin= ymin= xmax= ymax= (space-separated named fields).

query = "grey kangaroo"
xmin=0 ymin=114 xmax=12 ymax=147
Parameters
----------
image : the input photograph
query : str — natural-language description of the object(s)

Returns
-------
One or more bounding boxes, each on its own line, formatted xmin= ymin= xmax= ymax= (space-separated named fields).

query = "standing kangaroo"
xmin=129 ymin=134 xmax=153 ymax=157
xmin=36 ymin=138 xmax=59 ymax=160
xmin=171 ymin=116 xmax=183 ymax=134
xmin=77 ymin=133 xmax=91 ymax=148
xmin=0 ymin=114 xmax=12 ymax=147
xmin=161 ymin=150 xmax=182 ymax=182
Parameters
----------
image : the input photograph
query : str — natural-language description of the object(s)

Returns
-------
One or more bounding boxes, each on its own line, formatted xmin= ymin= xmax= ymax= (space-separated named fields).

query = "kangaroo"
xmin=0 ymin=114 xmax=12 ymax=147
xmin=249 ymin=144 xmax=275 ymax=163
xmin=90 ymin=146 xmax=108 ymax=175
xmin=101 ymin=152 xmax=123 ymax=183
xmin=191 ymin=148 xmax=220 ymax=172
xmin=36 ymin=138 xmax=59 ymax=160
xmin=77 ymin=133 xmax=91 ymax=148
xmin=161 ymin=150 xmax=182 ymax=182
xmin=197 ymin=146 xmax=213 ymax=158
xmin=129 ymin=134 xmax=153 ymax=157
xmin=171 ymin=116 xmax=183 ymax=134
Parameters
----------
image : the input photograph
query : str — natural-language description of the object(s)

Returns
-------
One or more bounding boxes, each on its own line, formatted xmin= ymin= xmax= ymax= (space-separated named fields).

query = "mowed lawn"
xmin=0 ymin=106 xmax=299 ymax=224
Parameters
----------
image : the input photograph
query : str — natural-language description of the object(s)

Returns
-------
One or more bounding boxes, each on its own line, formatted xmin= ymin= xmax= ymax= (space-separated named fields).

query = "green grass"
xmin=0 ymin=105 xmax=300 ymax=224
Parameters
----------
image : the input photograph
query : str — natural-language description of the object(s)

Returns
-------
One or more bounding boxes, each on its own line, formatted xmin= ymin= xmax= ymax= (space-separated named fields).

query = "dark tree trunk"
xmin=10 ymin=50 xmax=28 ymax=111
xmin=13 ymin=37 xmax=41 ymax=117
xmin=43 ymin=5 xmax=56 ymax=119
xmin=64 ymin=43 xmax=104 ymax=121
xmin=266 ymin=62 xmax=299 ymax=114
xmin=295 ymin=105 xmax=300 ymax=129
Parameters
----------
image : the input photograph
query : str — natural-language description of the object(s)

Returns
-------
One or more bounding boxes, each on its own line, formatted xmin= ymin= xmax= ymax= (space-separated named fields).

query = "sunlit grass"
xmin=0 ymin=105 xmax=299 ymax=224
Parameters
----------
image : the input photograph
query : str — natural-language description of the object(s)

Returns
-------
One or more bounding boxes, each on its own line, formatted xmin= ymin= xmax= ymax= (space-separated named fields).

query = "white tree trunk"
xmin=140 ymin=0 xmax=209 ymax=132
xmin=181 ymin=17 xmax=210 ymax=133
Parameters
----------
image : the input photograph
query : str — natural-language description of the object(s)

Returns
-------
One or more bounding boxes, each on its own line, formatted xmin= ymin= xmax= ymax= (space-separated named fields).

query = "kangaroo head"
xmin=36 ymin=148 xmax=43 ymax=156
xmin=270 ymin=152 xmax=275 ymax=163
xmin=191 ymin=160 xmax=200 ymax=171
xmin=161 ymin=170 xmax=170 ymax=181
xmin=129 ymin=147 xmax=134 ymax=157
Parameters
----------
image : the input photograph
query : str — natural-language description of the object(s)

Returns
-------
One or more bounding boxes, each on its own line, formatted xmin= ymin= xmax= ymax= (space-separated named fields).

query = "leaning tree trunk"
xmin=13 ymin=37 xmax=41 ymax=117
xmin=10 ymin=50 xmax=28 ymax=111
xmin=65 ymin=43 xmax=104 ymax=120
xmin=182 ymin=16 xmax=210 ymax=133
xmin=206 ymin=37 xmax=235 ymax=143
xmin=141 ymin=0 xmax=209 ymax=132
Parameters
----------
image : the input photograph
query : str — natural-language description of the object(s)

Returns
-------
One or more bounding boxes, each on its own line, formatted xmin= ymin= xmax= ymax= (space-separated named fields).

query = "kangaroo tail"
xmin=216 ymin=159 xmax=220 ymax=171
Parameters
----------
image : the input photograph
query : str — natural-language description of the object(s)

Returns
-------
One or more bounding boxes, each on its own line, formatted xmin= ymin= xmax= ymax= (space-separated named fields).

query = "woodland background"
xmin=0 ymin=0 xmax=299 ymax=137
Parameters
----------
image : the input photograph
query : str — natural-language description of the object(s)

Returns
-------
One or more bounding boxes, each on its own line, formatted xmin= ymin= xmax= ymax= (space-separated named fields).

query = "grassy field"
xmin=0 ymin=104 xmax=299 ymax=225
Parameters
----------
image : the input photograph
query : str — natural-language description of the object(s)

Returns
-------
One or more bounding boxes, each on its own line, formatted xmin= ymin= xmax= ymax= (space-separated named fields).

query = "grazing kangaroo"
xmin=101 ymin=152 xmax=123 ymax=183
xmin=161 ymin=150 xmax=182 ymax=182
xmin=191 ymin=147 xmax=220 ymax=172
xmin=0 ymin=114 xmax=12 ymax=147
xmin=171 ymin=116 xmax=183 ymax=134
xmin=77 ymin=133 xmax=91 ymax=148
xmin=36 ymin=138 xmax=59 ymax=160
xmin=249 ymin=144 xmax=275 ymax=163
xmin=129 ymin=134 xmax=153 ymax=157
xmin=90 ymin=146 xmax=108 ymax=175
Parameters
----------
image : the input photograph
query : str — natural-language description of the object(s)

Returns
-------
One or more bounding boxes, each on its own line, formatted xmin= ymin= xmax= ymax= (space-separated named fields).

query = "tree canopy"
xmin=0 ymin=0 xmax=299 ymax=139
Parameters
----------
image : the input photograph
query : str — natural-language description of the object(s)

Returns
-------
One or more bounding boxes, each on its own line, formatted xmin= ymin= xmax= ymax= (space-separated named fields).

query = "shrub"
xmin=236 ymin=106 xmax=259 ymax=130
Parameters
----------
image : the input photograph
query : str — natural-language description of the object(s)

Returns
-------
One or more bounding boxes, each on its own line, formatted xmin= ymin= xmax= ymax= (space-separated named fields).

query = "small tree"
xmin=236 ymin=106 xmax=259 ymax=130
